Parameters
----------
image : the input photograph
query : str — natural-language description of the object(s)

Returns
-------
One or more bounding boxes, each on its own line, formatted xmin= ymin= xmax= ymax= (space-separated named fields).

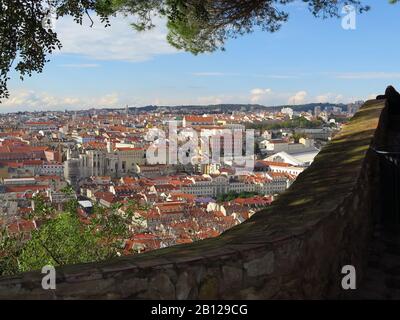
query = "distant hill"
xmin=0 ymin=102 xmax=349 ymax=116
xmin=132 ymin=102 xmax=347 ymax=114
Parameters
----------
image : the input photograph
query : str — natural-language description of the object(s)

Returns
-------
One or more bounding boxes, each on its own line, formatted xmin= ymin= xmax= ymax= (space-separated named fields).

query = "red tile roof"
xmin=184 ymin=116 xmax=214 ymax=123
xmin=5 ymin=185 xmax=48 ymax=193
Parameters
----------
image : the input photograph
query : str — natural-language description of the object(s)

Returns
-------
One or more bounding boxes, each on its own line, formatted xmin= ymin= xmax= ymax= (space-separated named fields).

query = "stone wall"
xmin=0 ymin=100 xmax=386 ymax=299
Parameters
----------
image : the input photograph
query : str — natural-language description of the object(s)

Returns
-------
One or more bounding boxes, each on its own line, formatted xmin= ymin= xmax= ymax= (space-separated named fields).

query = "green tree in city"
xmin=88 ymin=199 xmax=148 ymax=253
xmin=88 ymin=203 xmax=130 ymax=253
xmin=292 ymin=132 xmax=307 ymax=143
xmin=28 ymin=193 xmax=55 ymax=220
xmin=217 ymin=191 xmax=261 ymax=203
xmin=61 ymin=185 xmax=79 ymax=213
xmin=246 ymin=116 xmax=324 ymax=131
xmin=0 ymin=196 xmax=149 ymax=275
xmin=19 ymin=198 xmax=145 ymax=272
xmin=18 ymin=212 xmax=109 ymax=272
xmin=0 ymin=228 xmax=24 ymax=276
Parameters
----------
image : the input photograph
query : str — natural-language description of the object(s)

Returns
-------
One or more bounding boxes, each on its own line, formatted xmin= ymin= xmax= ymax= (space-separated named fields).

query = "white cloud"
xmin=59 ymin=64 xmax=100 ymax=68
xmin=56 ymin=15 xmax=178 ymax=62
xmin=334 ymin=72 xmax=400 ymax=80
xmin=315 ymin=94 xmax=329 ymax=103
xmin=97 ymin=93 xmax=119 ymax=106
xmin=0 ymin=89 xmax=121 ymax=112
xmin=251 ymin=88 xmax=271 ymax=95
xmin=250 ymin=88 xmax=272 ymax=103
xmin=0 ymin=87 xmax=376 ymax=113
xmin=367 ymin=93 xmax=378 ymax=100
xmin=192 ymin=72 xmax=240 ymax=77
xmin=315 ymin=93 xmax=346 ymax=104
xmin=252 ymin=74 xmax=301 ymax=79
xmin=192 ymin=72 xmax=302 ymax=79
xmin=197 ymin=96 xmax=224 ymax=105
xmin=288 ymin=91 xmax=307 ymax=105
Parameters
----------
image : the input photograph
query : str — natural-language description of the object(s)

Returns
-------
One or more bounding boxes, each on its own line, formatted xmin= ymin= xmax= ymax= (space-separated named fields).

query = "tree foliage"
xmin=18 ymin=212 xmax=109 ymax=272
xmin=115 ymin=0 xmax=371 ymax=54
xmin=0 ymin=228 xmax=24 ymax=276
xmin=1 ymin=0 xmax=394 ymax=101
xmin=247 ymin=116 xmax=323 ymax=131
xmin=0 ymin=195 xmax=146 ymax=276
xmin=0 ymin=0 xmax=113 ymax=100
xmin=217 ymin=191 xmax=261 ymax=203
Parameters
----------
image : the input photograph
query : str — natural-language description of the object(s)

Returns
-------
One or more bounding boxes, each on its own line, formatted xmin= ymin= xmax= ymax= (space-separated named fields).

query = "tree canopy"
xmin=246 ymin=115 xmax=324 ymax=131
xmin=0 ymin=0 xmax=113 ymax=101
xmin=115 ymin=0 xmax=371 ymax=54
xmin=0 ymin=194 xmax=145 ymax=275
xmin=0 ymin=0 xmax=395 ymax=101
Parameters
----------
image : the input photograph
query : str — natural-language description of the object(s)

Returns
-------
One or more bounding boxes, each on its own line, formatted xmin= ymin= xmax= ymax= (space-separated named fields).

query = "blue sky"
xmin=3 ymin=0 xmax=400 ymax=112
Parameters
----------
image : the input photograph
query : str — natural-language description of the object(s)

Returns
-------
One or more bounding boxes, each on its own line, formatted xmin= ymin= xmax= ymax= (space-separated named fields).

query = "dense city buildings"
xmin=0 ymin=102 xmax=357 ymax=255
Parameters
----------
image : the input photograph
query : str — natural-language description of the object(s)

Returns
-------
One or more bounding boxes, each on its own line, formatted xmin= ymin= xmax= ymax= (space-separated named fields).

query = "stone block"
xmin=244 ymin=252 xmax=274 ymax=277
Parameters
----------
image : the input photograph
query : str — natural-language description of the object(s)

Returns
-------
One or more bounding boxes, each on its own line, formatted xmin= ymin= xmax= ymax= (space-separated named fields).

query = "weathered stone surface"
xmin=222 ymin=265 xmax=243 ymax=287
xmin=198 ymin=275 xmax=219 ymax=300
xmin=176 ymin=272 xmax=194 ymax=300
xmin=64 ymin=270 xmax=103 ymax=283
xmin=238 ymin=287 xmax=263 ymax=300
xmin=100 ymin=261 xmax=137 ymax=275
xmin=244 ymin=252 xmax=274 ymax=278
xmin=258 ymin=278 xmax=281 ymax=299
xmin=142 ymin=273 xmax=175 ymax=300
xmin=274 ymin=239 xmax=303 ymax=274
xmin=55 ymin=278 xmax=116 ymax=299
xmin=118 ymin=277 xmax=148 ymax=298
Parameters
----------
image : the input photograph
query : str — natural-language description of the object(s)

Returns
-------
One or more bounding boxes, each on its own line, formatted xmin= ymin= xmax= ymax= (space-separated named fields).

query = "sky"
xmin=2 ymin=0 xmax=400 ymax=113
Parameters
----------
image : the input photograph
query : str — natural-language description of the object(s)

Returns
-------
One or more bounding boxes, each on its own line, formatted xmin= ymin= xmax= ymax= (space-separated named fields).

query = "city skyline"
xmin=2 ymin=1 xmax=400 ymax=112
xmin=1 ymin=0 xmax=397 ymax=301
